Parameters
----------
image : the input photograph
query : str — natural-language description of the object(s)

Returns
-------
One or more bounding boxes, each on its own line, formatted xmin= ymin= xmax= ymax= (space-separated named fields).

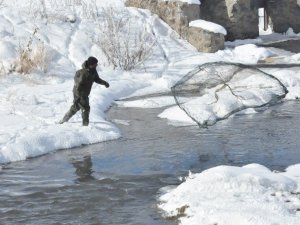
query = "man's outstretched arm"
xmin=94 ymin=73 xmax=110 ymax=88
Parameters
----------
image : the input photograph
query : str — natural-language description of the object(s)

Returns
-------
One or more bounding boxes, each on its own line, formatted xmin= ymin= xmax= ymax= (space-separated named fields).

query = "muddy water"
xmin=0 ymin=100 xmax=300 ymax=225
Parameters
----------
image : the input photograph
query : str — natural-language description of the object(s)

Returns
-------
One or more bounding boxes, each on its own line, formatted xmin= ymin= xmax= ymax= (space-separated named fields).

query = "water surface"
xmin=1 ymin=100 xmax=300 ymax=224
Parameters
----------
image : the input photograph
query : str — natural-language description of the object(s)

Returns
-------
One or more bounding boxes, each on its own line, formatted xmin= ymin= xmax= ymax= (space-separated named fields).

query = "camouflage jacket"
xmin=73 ymin=61 xmax=107 ymax=98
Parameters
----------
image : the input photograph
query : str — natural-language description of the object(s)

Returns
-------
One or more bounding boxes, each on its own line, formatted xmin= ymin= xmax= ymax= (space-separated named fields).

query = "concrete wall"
xmin=200 ymin=0 xmax=259 ymax=41
xmin=199 ymin=0 xmax=300 ymax=40
xmin=267 ymin=0 xmax=300 ymax=33
xmin=126 ymin=0 xmax=300 ymax=50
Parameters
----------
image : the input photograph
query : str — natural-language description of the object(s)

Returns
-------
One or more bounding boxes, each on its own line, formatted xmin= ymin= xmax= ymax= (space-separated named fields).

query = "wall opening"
xmin=258 ymin=7 xmax=272 ymax=35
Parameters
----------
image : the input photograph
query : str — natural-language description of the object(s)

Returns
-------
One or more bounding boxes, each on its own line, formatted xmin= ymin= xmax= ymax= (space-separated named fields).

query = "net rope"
xmin=171 ymin=62 xmax=293 ymax=128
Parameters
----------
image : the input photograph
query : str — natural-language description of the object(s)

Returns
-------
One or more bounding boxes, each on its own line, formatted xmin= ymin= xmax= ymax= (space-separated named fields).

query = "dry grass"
xmin=164 ymin=205 xmax=190 ymax=221
xmin=16 ymin=44 xmax=48 ymax=74
xmin=15 ymin=28 xmax=49 ymax=74
xmin=95 ymin=8 xmax=156 ymax=71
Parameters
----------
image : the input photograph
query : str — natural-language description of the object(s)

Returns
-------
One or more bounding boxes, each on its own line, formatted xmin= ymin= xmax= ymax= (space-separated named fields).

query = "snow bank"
xmin=189 ymin=20 xmax=227 ymax=35
xmin=292 ymin=53 xmax=300 ymax=61
xmin=234 ymin=44 xmax=275 ymax=60
xmin=219 ymin=44 xmax=275 ymax=64
xmin=0 ymin=123 xmax=121 ymax=163
xmin=161 ymin=0 xmax=201 ymax=5
xmin=0 ymin=2 xmax=154 ymax=163
xmin=261 ymin=67 xmax=300 ymax=100
xmin=158 ymin=164 xmax=300 ymax=225
xmin=1 ymin=0 xmax=300 ymax=164
xmin=0 ymin=1 xmax=214 ymax=164
xmin=159 ymin=105 xmax=194 ymax=125
xmin=0 ymin=71 xmax=144 ymax=163
xmin=117 ymin=96 xmax=177 ymax=108
xmin=117 ymin=96 xmax=192 ymax=108
xmin=286 ymin=28 xmax=300 ymax=36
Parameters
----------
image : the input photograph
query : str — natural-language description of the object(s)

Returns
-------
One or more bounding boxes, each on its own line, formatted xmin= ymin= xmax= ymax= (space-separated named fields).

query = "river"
xmin=1 ymin=100 xmax=300 ymax=225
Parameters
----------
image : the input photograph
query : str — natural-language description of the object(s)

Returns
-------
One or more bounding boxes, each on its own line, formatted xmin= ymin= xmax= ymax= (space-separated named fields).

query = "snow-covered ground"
xmin=1 ymin=1 xmax=300 ymax=224
xmin=158 ymin=164 xmax=300 ymax=225
xmin=0 ymin=0 xmax=300 ymax=164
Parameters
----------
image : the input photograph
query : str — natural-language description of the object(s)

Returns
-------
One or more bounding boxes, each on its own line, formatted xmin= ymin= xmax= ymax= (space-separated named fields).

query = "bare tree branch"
xmin=94 ymin=7 xmax=157 ymax=71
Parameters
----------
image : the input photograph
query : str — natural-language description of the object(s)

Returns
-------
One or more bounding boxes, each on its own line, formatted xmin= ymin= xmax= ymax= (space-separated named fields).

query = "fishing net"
xmin=171 ymin=62 xmax=289 ymax=128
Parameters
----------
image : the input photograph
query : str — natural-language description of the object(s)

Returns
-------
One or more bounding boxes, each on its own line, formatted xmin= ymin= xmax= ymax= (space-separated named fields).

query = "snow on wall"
xmin=189 ymin=20 xmax=227 ymax=35
xmin=161 ymin=0 xmax=201 ymax=5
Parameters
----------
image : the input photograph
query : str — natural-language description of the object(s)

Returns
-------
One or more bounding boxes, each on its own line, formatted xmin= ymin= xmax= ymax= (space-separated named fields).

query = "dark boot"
xmin=82 ymin=108 xmax=90 ymax=126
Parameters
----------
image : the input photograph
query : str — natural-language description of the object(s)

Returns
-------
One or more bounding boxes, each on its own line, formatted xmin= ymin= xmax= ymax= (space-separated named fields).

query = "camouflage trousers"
xmin=61 ymin=96 xmax=90 ymax=126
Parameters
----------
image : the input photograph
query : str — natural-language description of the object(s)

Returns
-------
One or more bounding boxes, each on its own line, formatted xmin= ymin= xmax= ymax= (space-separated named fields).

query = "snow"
xmin=117 ymin=96 xmax=189 ymax=108
xmin=111 ymin=119 xmax=131 ymax=126
xmin=158 ymin=164 xmax=300 ymax=225
xmin=1 ymin=1 xmax=300 ymax=223
xmin=158 ymin=63 xmax=300 ymax=126
xmin=220 ymin=44 xmax=276 ymax=64
xmin=189 ymin=20 xmax=227 ymax=35
xmin=161 ymin=0 xmax=201 ymax=5
xmin=0 ymin=0 xmax=300 ymax=163
xmin=292 ymin=53 xmax=300 ymax=61
xmin=159 ymin=105 xmax=194 ymax=124
xmin=286 ymin=28 xmax=300 ymax=36
xmin=260 ymin=67 xmax=300 ymax=100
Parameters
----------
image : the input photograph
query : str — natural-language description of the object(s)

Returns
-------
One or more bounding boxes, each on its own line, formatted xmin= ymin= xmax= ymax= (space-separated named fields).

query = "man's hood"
xmin=82 ymin=61 xmax=97 ymax=73
xmin=82 ymin=61 xmax=88 ymax=69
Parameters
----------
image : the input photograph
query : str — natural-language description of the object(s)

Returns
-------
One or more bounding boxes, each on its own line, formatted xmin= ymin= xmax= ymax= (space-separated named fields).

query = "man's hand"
xmin=103 ymin=81 xmax=110 ymax=88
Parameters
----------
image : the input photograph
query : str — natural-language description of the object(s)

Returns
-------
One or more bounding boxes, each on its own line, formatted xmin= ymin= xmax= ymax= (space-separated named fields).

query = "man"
xmin=60 ymin=57 xmax=110 ymax=126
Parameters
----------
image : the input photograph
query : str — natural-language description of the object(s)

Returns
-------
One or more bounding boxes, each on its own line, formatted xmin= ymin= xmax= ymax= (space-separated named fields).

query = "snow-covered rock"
xmin=158 ymin=164 xmax=300 ymax=225
xmin=161 ymin=0 xmax=201 ymax=5
xmin=189 ymin=20 xmax=227 ymax=35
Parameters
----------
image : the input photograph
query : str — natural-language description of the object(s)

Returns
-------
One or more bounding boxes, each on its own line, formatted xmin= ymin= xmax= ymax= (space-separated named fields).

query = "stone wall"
xmin=267 ymin=0 xmax=300 ymax=33
xmin=125 ymin=0 xmax=225 ymax=53
xmin=126 ymin=0 xmax=300 ymax=46
xmin=200 ymin=0 xmax=259 ymax=41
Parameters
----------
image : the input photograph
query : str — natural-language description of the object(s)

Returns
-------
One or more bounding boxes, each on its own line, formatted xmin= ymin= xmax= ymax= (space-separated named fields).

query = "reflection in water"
xmin=71 ymin=155 xmax=95 ymax=183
